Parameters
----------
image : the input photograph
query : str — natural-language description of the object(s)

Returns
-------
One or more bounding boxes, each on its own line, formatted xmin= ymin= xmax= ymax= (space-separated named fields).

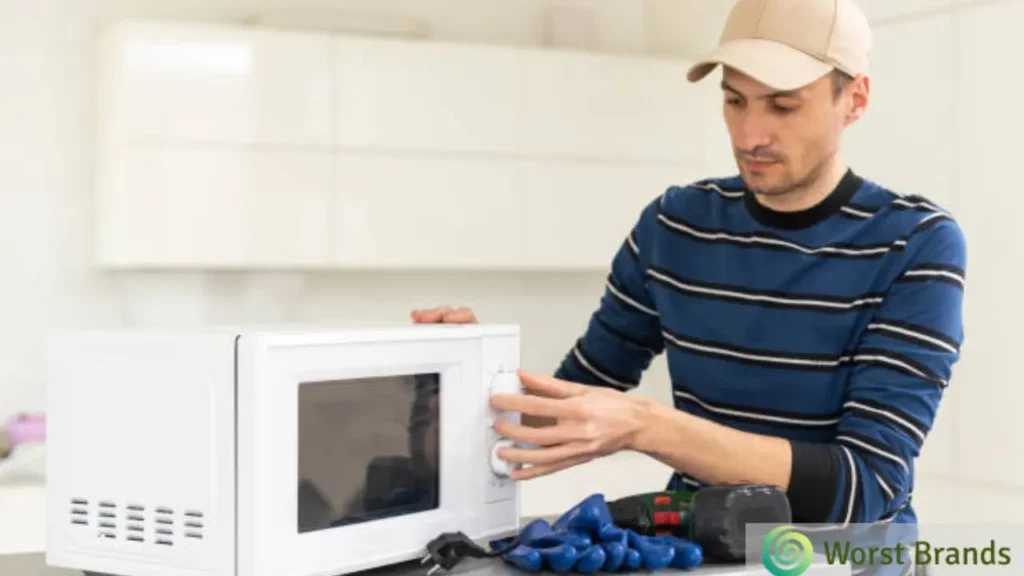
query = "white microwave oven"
xmin=45 ymin=324 xmax=524 ymax=576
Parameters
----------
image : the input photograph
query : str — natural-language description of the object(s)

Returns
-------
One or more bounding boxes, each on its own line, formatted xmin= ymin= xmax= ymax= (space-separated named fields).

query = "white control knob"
xmin=489 ymin=371 xmax=523 ymax=427
xmin=489 ymin=439 xmax=517 ymax=477
xmin=490 ymin=371 xmax=523 ymax=396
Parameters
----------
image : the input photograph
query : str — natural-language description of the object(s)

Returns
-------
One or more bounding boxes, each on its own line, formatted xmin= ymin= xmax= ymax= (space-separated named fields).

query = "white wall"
xmin=0 ymin=0 xmax=1019 ymax=540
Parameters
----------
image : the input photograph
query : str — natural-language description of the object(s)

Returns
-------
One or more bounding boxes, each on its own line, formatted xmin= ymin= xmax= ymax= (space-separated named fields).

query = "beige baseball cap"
xmin=687 ymin=0 xmax=873 ymax=91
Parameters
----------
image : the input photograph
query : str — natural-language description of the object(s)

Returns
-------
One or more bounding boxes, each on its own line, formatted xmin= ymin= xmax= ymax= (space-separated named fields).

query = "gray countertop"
xmin=1 ymin=552 xmax=850 ymax=576
xmin=0 ymin=553 xmax=76 ymax=576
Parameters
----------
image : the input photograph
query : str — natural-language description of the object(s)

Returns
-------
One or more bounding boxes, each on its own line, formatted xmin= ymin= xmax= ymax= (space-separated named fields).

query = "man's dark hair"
xmin=830 ymin=69 xmax=855 ymax=101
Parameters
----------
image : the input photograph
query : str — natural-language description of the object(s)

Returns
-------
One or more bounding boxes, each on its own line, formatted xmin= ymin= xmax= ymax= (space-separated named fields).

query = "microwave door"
xmin=297 ymin=372 xmax=441 ymax=533
xmin=237 ymin=328 xmax=519 ymax=576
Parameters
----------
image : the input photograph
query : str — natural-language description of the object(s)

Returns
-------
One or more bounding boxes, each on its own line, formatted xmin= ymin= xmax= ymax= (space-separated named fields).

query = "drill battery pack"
xmin=608 ymin=484 xmax=792 ymax=563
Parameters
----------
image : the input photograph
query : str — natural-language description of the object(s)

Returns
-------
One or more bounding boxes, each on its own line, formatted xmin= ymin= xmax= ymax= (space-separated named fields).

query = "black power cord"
xmin=420 ymin=531 xmax=521 ymax=574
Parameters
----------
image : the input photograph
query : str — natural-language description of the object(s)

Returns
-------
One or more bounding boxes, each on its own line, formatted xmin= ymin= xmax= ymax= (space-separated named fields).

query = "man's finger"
xmin=511 ymin=454 xmax=592 ymax=481
xmin=517 ymin=370 xmax=585 ymax=399
xmin=493 ymin=420 xmax=580 ymax=446
xmin=497 ymin=440 xmax=590 ymax=466
xmin=490 ymin=392 xmax=579 ymax=419
xmin=444 ymin=306 xmax=477 ymax=323
xmin=410 ymin=306 xmax=453 ymax=323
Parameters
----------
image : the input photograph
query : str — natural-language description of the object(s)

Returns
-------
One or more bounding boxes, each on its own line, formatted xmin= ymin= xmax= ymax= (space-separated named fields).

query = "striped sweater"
xmin=554 ymin=169 xmax=967 ymax=526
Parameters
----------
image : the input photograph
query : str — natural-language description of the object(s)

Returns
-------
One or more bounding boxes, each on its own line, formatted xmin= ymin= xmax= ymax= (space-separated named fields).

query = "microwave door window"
xmin=297 ymin=372 xmax=441 ymax=533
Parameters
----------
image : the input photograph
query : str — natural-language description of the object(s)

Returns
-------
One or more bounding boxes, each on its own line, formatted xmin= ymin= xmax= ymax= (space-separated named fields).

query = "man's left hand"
xmin=489 ymin=370 xmax=651 ymax=480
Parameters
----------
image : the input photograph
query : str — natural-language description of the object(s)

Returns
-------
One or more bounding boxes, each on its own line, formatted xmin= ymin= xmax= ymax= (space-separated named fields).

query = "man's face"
xmin=721 ymin=67 xmax=868 ymax=198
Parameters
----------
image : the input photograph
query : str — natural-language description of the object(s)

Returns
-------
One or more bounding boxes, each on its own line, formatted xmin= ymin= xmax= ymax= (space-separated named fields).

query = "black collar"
xmin=743 ymin=168 xmax=863 ymax=230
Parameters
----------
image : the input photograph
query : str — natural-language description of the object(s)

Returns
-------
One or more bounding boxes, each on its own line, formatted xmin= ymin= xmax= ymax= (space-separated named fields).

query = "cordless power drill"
xmin=606 ymin=484 xmax=792 ymax=563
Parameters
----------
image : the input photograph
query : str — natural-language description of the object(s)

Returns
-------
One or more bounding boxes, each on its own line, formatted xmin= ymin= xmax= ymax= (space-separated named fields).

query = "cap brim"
xmin=687 ymin=38 xmax=833 ymax=92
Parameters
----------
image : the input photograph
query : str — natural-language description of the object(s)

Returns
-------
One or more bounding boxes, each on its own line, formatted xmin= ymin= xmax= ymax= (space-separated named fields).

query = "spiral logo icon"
xmin=762 ymin=525 xmax=814 ymax=576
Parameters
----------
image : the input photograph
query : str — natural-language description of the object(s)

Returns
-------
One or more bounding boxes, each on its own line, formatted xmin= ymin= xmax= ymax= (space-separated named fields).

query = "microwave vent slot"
xmin=67 ymin=499 xmax=207 ymax=545
xmin=70 ymin=498 xmax=89 ymax=526
xmin=183 ymin=509 xmax=206 ymax=540
xmin=94 ymin=500 xmax=118 ymax=539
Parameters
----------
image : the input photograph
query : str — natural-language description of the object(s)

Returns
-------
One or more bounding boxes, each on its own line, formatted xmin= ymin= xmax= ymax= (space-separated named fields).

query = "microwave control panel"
xmin=485 ymin=370 xmax=521 ymax=504
xmin=481 ymin=333 xmax=521 ymax=505
xmin=488 ymin=371 xmax=522 ymax=478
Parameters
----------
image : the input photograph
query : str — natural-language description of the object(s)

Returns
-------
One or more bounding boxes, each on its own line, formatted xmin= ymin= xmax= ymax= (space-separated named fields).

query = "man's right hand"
xmin=410 ymin=305 xmax=478 ymax=324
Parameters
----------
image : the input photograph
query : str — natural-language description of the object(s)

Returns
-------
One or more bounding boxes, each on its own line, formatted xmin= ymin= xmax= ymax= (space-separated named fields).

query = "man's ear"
xmin=845 ymin=75 xmax=870 ymax=126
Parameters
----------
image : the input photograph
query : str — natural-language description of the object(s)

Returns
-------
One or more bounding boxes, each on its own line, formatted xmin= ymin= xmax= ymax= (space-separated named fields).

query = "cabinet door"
xmin=331 ymin=155 xmax=695 ymax=270
xmin=331 ymin=156 xmax=527 ymax=270
xmin=520 ymin=162 xmax=705 ymax=270
xmin=330 ymin=37 xmax=707 ymax=270
xmin=951 ymin=0 xmax=1024 ymax=488
xmin=96 ymin=147 xmax=333 ymax=268
xmin=107 ymin=21 xmax=333 ymax=147
xmin=332 ymin=36 xmax=702 ymax=164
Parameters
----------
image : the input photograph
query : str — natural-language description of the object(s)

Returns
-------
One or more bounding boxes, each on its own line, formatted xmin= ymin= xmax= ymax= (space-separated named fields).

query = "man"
xmin=412 ymin=0 xmax=965 ymax=531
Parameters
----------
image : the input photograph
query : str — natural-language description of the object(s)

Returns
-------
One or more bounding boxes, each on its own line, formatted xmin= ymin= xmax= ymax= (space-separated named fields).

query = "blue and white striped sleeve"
xmin=787 ymin=215 xmax=967 ymax=524
xmin=554 ymin=196 xmax=666 ymax=391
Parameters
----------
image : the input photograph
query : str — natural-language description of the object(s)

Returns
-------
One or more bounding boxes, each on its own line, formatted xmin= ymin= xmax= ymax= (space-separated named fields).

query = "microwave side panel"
xmin=45 ymin=330 xmax=238 ymax=576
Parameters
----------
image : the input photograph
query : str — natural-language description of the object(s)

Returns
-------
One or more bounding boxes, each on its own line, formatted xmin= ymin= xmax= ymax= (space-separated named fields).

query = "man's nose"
xmin=735 ymin=112 xmax=773 ymax=151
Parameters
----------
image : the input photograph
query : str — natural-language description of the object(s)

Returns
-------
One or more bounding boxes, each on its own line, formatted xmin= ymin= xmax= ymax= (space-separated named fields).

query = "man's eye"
xmin=772 ymin=103 xmax=796 ymax=114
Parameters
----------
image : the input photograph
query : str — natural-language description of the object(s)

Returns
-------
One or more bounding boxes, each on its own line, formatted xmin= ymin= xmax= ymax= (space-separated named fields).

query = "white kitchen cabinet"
xmin=843 ymin=13 xmax=958 ymax=212
xmin=100 ymin=20 xmax=333 ymax=147
xmin=94 ymin=19 xmax=708 ymax=270
xmin=96 ymin=146 xmax=333 ymax=268
xmin=332 ymin=36 xmax=702 ymax=164
xmin=329 ymin=35 xmax=705 ymax=269
xmin=332 ymin=155 xmax=527 ymax=270
xmin=951 ymin=0 xmax=1024 ymax=488
xmin=520 ymin=162 xmax=707 ymax=270
xmin=332 ymin=155 xmax=701 ymax=270
xmin=95 ymin=20 xmax=335 ymax=269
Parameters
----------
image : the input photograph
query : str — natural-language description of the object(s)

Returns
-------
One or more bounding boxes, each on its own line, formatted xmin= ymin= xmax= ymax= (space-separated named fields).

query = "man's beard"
xmin=736 ymin=146 xmax=788 ymax=195
xmin=739 ymin=148 xmax=829 ymax=198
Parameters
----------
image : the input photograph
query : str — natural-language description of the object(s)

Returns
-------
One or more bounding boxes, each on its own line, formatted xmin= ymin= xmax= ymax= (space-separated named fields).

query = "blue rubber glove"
xmin=488 ymin=494 xmax=703 ymax=573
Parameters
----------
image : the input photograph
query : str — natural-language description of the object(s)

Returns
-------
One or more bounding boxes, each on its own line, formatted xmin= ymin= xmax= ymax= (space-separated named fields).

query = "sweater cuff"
xmin=787 ymin=441 xmax=842 ymax=523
